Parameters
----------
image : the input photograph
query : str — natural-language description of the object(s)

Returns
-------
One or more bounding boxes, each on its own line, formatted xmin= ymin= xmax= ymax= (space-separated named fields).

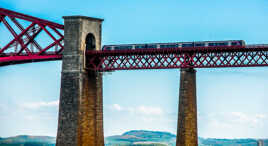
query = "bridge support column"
xmin=176 ymin=68 xmax=198 ymax=146
xmin=56 ymin=16 xmax=104 ymax=146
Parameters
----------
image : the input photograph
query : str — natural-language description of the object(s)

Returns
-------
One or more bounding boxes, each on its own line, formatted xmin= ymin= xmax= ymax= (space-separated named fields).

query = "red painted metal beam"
xmin=0 ymin=8 xmax=64 ymax=65
xmin=0 ymin=15 xmax=4 ymax=23
xmin=0 ymin=22 xmax=35 ymax=54
xmin=10 ymin=17 xmax=42 ymax=52
xmin=17 ymin=27 xmax=42 ymax=55
xmin=0 ymin=8 xmax=63 ymax=29
xmin=2 ymin=18 xmax=33 ymax=55
xmin=86 ymin=46 xmax=268 ymax=71
xmin=0 ymin=54 xmax=62 ymax=66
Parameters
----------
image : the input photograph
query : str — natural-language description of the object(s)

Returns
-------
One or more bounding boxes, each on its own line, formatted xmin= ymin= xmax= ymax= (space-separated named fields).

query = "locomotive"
xmin=102 ymin=40 xmax=245 ymax=50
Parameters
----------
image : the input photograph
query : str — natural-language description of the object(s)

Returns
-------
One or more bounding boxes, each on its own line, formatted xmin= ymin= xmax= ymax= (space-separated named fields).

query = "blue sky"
xmin=0 ymin=0 xmax=268 ymax=139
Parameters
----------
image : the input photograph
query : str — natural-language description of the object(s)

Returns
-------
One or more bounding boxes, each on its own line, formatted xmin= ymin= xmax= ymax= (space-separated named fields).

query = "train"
xmin=102 ymin=40 xmax=245 ymax=50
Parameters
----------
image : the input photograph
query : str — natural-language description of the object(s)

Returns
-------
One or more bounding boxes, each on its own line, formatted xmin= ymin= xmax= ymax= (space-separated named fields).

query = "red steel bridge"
xmin=1 ymin=7 xmax=268 ymax=70
xmin=2 ymin=8 xmax=268 ymax=146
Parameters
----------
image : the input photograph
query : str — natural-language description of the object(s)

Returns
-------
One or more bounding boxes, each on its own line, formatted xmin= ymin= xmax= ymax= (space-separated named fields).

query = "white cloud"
xmin=230 ymin=112 xmax=267 ymax=126
xmin=111 ymin=104 xmax=123 ymax=111
xmin=230 ymin=112 xmax=249 ymax=123
xmin=203 ymin=112 xmax=267 ymax=133
xmin=209 ymin=119 xmax=232 ymax=129
xmin=109 ymin=104 xmax=164 ymax=115
xmin=140 ymin=117 xmax=155 ymax=123
xmin=256 ymin=114 xmax=266 ymax=119
xmin=206 ymin=112 xmax=267 ymax=126
xmin=136 ymin=106 xmax=164 ymax=115
xmin=21 ymin=100 xmax=59 ymax=109
xmin=25 ymin=115 xmax=35 ymax=120
xmin=200 ymin=112 xmax=268 ymax=138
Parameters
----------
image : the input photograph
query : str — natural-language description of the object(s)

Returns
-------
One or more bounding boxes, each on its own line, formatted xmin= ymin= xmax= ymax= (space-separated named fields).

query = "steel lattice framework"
xmin=0 ymin=8 xmax=63 ymax=66
xmin=86 ymin=46 xmax=268 ymax=71
xmin=2 ymin=8 xmax=268 ymax=71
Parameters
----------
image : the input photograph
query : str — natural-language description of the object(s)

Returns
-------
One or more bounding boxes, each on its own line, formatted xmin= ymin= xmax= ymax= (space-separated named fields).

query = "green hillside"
xmin=105 ymin=130 xmax=175 ymax=146
xmin=0 ymin=131 xmax=267 ymax=146
xmin=0 ymin=135 xmax=55 ymax=146
xmin=199 ymin=138 xmax=258 ymax=146
xmin=105 ymin=130 xmax=266 ymax=146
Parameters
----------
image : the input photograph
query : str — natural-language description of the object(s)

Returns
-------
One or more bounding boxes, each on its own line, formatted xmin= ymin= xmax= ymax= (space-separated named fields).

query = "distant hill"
xmin=1 ymin=131 xmax=267 ymax=146
xmin=0 ymin=135 xmax=55 ymax=146
xmin=105 ymin=130 xmax=176 ymax=146
xmin=199 ymin=137 xmax=258 ymax=146
xmin=265 ymin=139 xmax=268 ymax=145
xmin=106 ymin=130 xmax=267 ymax=146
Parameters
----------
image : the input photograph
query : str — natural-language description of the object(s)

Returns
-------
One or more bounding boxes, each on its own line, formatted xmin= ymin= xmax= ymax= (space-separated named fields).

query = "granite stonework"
xmin=56 ymin=16 xmax=104 ymax=146
xmin=176 ymin=68 xmax=198 ymax=146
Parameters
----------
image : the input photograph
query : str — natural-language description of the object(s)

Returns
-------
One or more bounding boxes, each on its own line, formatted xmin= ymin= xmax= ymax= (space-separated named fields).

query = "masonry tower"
xmin=56 ymin=16 xmax=104 ymax=146
xmin=177 ymin=68 xmax=198 ymax=146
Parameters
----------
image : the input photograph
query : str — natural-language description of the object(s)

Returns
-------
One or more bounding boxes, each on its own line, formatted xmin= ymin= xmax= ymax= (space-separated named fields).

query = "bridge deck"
xmin=86 ymin=46 xmax=268 ymax=71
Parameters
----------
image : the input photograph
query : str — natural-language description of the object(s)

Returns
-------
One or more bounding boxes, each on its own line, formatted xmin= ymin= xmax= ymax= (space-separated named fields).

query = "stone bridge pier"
xmin=56 ymin=16 xmax=104 ymax=146
xmin=177 ymin=68 xmax=198 ymax=146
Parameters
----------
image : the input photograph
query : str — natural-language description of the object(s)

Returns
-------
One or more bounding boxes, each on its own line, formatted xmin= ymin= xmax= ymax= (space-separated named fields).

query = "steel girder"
xmin=2 ymin=8 xmax=268 ymax=70
xmin=0 ymin=8 xmax=63 ymax=65
xmin=86 ymin=46 xmax=268 ymax=71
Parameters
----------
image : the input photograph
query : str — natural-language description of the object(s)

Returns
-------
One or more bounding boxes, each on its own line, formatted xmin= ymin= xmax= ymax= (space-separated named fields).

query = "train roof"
xmin=102 ymin=40 xmax=245 ymax=47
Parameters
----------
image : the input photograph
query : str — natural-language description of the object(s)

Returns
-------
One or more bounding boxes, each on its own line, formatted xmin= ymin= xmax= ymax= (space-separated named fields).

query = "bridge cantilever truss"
xmin=0 ymin=8 xmax=64 ymax=65
xmin=86 ymin=46 xmax=268 ymax=71
xmin=1 ymin=8 xmax=268 ymax=71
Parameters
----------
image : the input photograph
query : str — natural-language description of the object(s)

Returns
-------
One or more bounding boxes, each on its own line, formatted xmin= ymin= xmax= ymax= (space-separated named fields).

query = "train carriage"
xmin=102 ymin=40 xmax=245 ymax=50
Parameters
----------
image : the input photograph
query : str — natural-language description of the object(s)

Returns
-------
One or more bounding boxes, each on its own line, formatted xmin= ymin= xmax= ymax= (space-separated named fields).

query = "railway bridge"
xmin=1 ymin=8 xmax=268 ymax=146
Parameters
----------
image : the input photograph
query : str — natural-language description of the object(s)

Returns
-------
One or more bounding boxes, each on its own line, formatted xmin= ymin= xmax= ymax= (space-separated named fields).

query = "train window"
xmin=160 ymin=45 xmax=167 ymax=48
xmin=160 ymin=45 xmax=166 ymax=48
xmin=182 ymin=43 xmax=193 ymax=47
xmin=135 ymin=45 xmax=146 ymax=49
xmin=114 ymin=45 xmax=132 ymax=50
xmin=170 ymin=44 xmax=178 ymax=48
xmin=195 ymin=43 xmax=205 ymax=47
xmin=218 ymin=42 xmax=228 ymax=46
xmin=115 ymin=46 xmax=123 ymax=50
xmin=212 ymin=42 xmax=227 ymax=46
xmin=147 ymin=45 xmax=157 ymax=48
xmin=160 ymin=44 xmax=178 ymax=48
xmin=231 ymin=42 xmax=238 ymax=46
xmin=124 ymin=46 xmax=132 ymax=49
xmin=105 ymin=46 xmax=112 ymax=50
xmin=208 ymin=43 xmax=216 ymax=46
